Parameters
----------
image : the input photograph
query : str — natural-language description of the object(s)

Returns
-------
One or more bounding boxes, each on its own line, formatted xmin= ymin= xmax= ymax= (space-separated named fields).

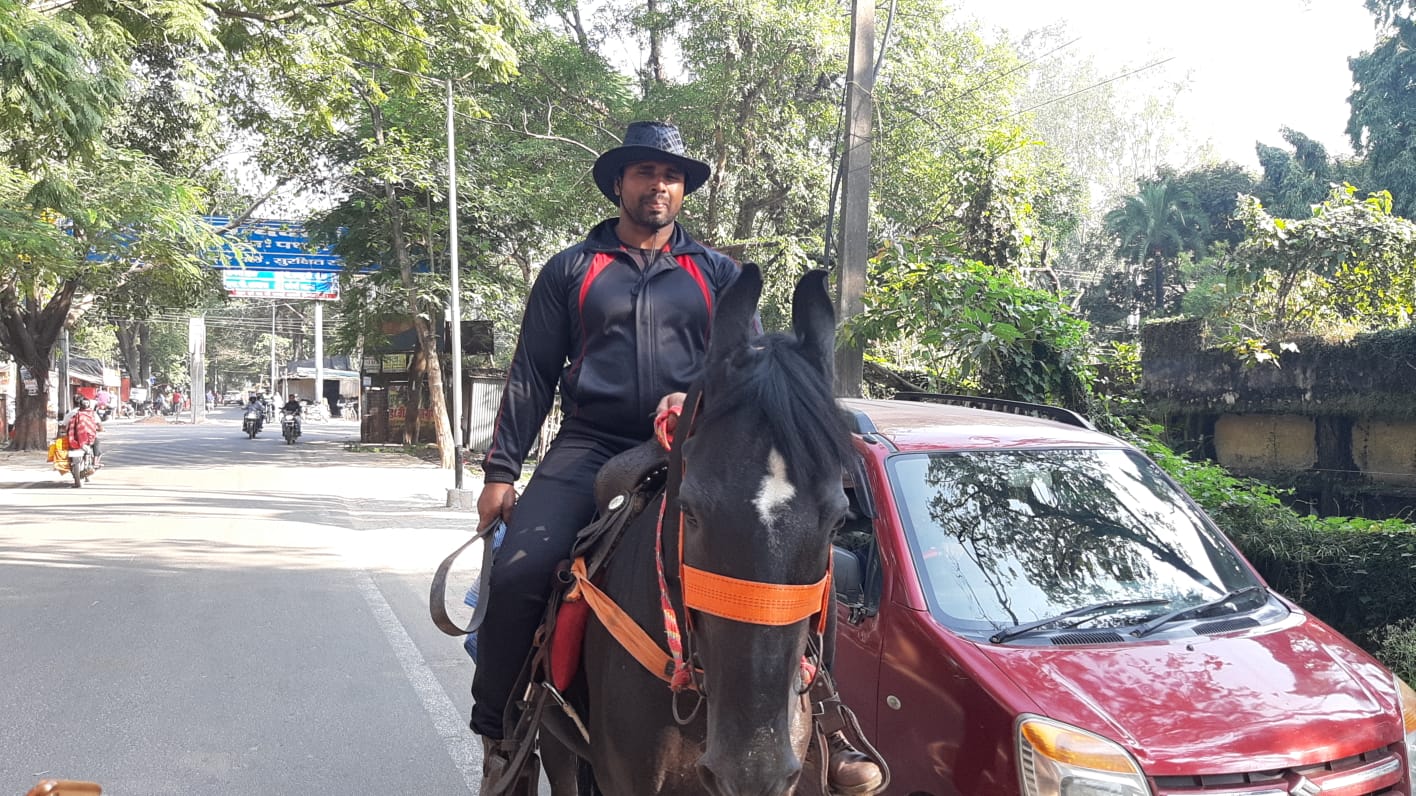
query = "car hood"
xmin=979 ymin=616 xmax=1402 ymax=773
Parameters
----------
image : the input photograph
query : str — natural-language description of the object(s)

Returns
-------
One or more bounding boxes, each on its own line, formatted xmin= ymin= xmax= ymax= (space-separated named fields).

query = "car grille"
xmin=1152 ymin=744 xmax=1404 ymax=795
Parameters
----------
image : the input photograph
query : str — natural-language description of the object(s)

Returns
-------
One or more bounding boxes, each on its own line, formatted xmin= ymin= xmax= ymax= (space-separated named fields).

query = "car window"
xmin=887 ymin=448 xmax=1259 ymax=636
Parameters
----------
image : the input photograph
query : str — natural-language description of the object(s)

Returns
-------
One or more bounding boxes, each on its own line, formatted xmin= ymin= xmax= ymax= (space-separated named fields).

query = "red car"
xmin=830 ymin=395 xmax=1416 ymax=796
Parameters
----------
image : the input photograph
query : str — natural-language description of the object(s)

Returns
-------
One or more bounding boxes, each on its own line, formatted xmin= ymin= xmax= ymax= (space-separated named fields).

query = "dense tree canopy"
xmin=1348 ymin=0 xmax=1416 ymax=216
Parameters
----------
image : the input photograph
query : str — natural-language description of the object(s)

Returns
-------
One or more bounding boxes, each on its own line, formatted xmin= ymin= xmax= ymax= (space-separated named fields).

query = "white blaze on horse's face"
xmin=753 ymin=449 xmax=796 ymax=529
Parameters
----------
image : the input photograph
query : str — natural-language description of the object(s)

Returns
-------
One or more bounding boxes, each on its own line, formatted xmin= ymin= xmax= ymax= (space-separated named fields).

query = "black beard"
xmin=622 ymin=197 xmax=676 ymax=230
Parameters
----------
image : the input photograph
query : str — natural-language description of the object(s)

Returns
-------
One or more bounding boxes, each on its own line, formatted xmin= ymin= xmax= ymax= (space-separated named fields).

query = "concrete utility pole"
xmin=314 ymin=301 xmax=324 ymax=412
xmin=446 ymin=76 xmax=472 ymax=507
xmin=834 ymin=0 xmax=875 ymax=398
xmin=270 ymin=302 xmax=278 ymax=396
xmin=58 ymin=329 xmax=70 ymax=416
xmin=188 ymin=316 xmax=206 ymax=423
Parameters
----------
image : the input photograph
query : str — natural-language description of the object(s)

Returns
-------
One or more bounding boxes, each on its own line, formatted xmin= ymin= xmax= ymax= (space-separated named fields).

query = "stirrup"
xmin=481 ymin=737 xmax=540 ymax=796
xmin=808 ymin=669 xmax=890 ymax=795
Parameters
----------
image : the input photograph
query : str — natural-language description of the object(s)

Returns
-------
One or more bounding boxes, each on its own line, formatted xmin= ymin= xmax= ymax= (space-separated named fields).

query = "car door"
xmin=831 ymin=454 xmax=886 ymax=738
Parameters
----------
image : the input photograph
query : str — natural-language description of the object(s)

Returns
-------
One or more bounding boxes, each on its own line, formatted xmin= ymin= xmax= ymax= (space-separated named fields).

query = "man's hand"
xmin=477 ymin=482 xmax=518 ymax=532
xmin=655 ymin=391 xmax=687 ymax=449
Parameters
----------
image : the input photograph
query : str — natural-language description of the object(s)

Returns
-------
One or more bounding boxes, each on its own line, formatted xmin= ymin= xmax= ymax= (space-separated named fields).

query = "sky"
xmin=957 ymin=0 xmax=1385 ymax=170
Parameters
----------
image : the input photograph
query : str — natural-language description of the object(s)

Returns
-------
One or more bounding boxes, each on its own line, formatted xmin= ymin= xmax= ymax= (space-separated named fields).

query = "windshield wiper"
xmin=989 ymin=597 xmax=1171 ymax=644
xmin=1130 ymin=585 xmax=1266 ymax=638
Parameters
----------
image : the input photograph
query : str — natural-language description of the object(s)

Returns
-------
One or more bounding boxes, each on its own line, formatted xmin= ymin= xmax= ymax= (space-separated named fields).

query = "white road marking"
xmin=354 ymin=569 xmax=482 ymax=792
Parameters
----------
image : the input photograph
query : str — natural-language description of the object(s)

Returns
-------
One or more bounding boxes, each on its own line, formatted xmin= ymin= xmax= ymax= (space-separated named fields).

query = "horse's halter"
xmin=658 ymin=382 xmax=834 ymax=704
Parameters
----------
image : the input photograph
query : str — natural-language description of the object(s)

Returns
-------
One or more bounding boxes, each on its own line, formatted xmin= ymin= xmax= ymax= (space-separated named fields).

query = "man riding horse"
xmin=470 ymin=121 xmax=884 ymax=795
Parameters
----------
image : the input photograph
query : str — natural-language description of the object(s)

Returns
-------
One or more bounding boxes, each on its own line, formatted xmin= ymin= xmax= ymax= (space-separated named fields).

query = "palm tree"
xmin=1104 ymin=180 xmax=1203 ymax=312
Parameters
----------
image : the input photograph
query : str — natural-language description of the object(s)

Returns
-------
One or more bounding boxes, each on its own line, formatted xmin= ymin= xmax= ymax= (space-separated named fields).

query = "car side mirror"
xmin=27 ymin=782 xmax=102 ymax=796
xmin=833 ymin=545 xmax=865 ymax=609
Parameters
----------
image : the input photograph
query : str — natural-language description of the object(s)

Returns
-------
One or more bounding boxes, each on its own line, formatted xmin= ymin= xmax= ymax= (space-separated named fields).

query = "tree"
xmin=1219 ymin=185 xmax=1416 ymax=343
xmin=1103 ymin=180 xmax=1203 ymax=313
xmin=0 ymin=150 xmax=226 ymax=448
xmin=846 ymin=239 xmax=1093 ymax=410
xmin=1252 ymin=128 xmax=1367 ymax=220
xmin=1144 ymin=162 xmax=1257 ymax=252
xmin=1348 ymin=2 xmax=1416 ymax=217
xmin=0 ymin=1 xmax=242 ymax=449
xmin=212 ymin=0 xmax=524 ymax=467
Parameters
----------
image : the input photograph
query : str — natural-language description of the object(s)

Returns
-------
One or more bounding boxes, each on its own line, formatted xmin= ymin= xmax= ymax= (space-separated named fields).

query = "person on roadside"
xmin=467 ymin=121 xmax=883 ymax=794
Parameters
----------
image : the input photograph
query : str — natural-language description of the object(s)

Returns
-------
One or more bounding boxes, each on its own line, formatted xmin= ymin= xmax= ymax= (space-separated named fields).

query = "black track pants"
xmin=469 ymin=424 xmax=641 ymax=739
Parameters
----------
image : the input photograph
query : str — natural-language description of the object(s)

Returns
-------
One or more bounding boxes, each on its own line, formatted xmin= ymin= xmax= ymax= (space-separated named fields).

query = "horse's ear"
xmin=708 ymin=261 xmax=763 ymax=364
xmin=791 ymin=269 xmax=836 ymax=375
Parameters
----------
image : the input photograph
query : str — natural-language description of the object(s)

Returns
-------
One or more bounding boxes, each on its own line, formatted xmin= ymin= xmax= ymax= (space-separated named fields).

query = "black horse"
xmin=528 ymin=263 xmax=855 ymax=796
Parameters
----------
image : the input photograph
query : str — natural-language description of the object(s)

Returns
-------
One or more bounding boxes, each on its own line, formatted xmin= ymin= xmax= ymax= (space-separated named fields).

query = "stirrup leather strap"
xmin=564 ymin=556 xmax=678 ymax=684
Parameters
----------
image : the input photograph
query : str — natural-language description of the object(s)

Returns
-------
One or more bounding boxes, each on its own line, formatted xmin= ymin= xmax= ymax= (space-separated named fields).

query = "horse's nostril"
xmin=698 ymin=757 xmax=801 ymax=796
xmin=696 ymin=760 xmax=730 ymax=795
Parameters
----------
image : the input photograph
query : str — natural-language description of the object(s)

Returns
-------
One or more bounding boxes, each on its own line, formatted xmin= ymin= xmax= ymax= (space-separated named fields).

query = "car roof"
xmin=839 ymin=396 xmax=1128 ymax=453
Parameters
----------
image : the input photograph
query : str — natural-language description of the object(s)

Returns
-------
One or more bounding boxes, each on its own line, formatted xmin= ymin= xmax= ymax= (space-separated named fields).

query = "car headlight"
xmin=1017 ymin=715 xmax=1151 ymax=796
xmin=1397 ymin=675 xmax=1416 ymax=783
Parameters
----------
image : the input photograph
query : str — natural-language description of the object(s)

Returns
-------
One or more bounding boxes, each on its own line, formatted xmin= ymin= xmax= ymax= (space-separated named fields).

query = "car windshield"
xmin=888 ymin=448 xmax=1260 ymax=637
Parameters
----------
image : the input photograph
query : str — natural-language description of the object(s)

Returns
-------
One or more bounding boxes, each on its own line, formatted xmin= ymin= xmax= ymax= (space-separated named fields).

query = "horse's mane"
xmin=699 ymin=330 xmax=855 ymax=483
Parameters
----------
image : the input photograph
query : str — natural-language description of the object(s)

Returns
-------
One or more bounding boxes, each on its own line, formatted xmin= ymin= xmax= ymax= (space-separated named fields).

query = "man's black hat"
xmin=592 ymin=121 xmax=711 ymax=205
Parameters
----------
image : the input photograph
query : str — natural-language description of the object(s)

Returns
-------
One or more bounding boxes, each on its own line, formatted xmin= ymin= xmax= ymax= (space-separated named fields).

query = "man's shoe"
xmin=479 ymin=736 xmax=539 ymax=795
xmin=479 ymin=736 xmax=513 ymax=794
xmin=826 ymin=729 xmax=885 ymax=795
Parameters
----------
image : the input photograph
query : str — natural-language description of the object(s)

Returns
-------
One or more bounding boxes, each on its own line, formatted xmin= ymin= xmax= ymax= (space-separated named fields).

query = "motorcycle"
xmin=280 ymin=410 xmax=301 ymax=444
xmin=242 ymin=407 xmax=264 ymax=439
xmin=49 ymin=437 xmax=95 ymax=488
xmin=96 ymin=404 xmax=112 ymax=421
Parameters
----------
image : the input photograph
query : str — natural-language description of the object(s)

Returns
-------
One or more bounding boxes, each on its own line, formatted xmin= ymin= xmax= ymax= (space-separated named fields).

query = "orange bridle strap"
xmin=682 ymin=560 xmax=832 ymax=631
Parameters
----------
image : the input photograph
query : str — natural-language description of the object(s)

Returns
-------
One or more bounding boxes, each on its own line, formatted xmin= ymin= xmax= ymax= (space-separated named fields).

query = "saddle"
xmin=553 ymin=440 xmax=668 ymax=690
xmin=428 ymin=442 xmax=667 ymax=796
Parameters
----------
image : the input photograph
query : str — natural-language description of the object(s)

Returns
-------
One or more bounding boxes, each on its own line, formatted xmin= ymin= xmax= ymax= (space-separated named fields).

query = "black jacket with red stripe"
xmin=482 ymin=218 xmax=740 ymax=485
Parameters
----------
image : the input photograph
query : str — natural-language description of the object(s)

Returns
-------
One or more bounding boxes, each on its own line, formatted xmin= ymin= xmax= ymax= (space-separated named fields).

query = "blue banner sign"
xmin=222 ymin=269 xmax=339 ymax=300
xmin=206 ymin=217 xmax=345 ymax=273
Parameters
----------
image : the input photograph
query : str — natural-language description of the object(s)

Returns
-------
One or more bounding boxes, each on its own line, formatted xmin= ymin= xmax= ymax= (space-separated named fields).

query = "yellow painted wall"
xmin=1213 ymin=415 xmax=1317 ymax=474
xmin=1352 ymin=421 xmax=1416 ymax=486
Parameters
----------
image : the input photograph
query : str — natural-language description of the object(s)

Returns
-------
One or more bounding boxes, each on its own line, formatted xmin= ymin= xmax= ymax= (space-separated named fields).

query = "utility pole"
xmin=189 ymin=316 xmax=206 ymax=423
xmin=314 ymin=301 xmax=324 ymax=413
xmin=58 ymin=329 xmax=70 ymax=417
xmin=834 ymin=0 xmax=875 ymax=398
xmin=270 ymin=302 xmax=278 ymax=396
xmin=446 ymin=76 xmax=471 ymax=507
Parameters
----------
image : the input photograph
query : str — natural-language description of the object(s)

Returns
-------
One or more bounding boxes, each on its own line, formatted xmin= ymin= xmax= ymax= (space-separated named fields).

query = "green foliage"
xmin=1144 ymin=163 xmax=1258 ymax=252
xmin=1103 ymin=178 xmax=1204 ymax=313
xmin=1253 ymin=128 xmax=1364 ymax=220
xmin=1217 ymin=185 xmax=1416 ymax=344
xmin=1347 ymin=11 xmax=1416 ymax=217
xmin=848 ymin=240 xmax=1093 ymax=409
xmin=1374 ymin=620 xmax=1416 ymax=685
xmin=0 ymin=0 xmax=128 ymax=167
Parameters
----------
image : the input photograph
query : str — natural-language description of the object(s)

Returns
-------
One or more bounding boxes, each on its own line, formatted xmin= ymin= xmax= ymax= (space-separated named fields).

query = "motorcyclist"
xmin=281 ymin=394 xmax=303 ymax=437
xmin=243 ymin=394 xmax=266 ymax=433
xmin=66 ymin=398 xmax=102 ymax=468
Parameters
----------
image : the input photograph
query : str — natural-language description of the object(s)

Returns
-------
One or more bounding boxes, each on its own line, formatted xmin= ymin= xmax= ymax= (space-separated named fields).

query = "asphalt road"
xmin=0 ymin=408 xmax=494 ymax=795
